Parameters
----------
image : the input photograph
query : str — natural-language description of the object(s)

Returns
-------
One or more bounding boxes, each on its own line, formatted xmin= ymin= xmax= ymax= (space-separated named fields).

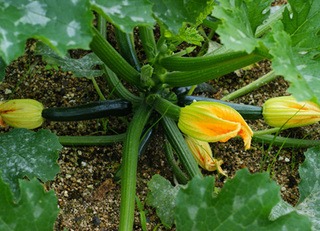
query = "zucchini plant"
xmin=1 ymin=0 xmax=320 ymax=230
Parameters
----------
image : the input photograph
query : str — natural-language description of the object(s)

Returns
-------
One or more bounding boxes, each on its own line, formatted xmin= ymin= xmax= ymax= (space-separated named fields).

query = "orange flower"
xmin=263 ymin=96 xmax=320 ymax=128
xmin=185 ymin=136 xmax=226 ymax=176
xmin=178 ymin=101 xmax=253 ymax=150
xmin=0 ymin=99 xmax=44 ymax=129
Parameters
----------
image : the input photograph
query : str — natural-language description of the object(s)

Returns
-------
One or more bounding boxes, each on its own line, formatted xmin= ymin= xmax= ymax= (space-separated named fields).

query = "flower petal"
xmin=179 ymin=101 xmax=253 ymax=149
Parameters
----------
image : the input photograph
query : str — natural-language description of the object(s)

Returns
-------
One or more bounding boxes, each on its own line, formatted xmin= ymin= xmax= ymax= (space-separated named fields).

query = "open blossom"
xmin=178 ymin=101 xmax=253 ymax=150
xmin=185 ymin=136 xmax=226 ymax=176
xmin=263 ymin=96 xmax=320 ymax=128
xmin=0 ymin=99 xmax=44 ymax=129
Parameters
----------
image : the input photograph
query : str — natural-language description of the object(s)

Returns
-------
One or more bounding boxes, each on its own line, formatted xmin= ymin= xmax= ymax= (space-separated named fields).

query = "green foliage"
xmin=0 ymin=177 xmax=59 ymax=231
xmin=146 ymin=174 xmax=181 ymax=228
xmin=175 ymin=169 xmax=311 ymax=231
xmin=271 ymin=146 xmax=320 ymax=230
xmin=0 ymin=129 xmax=61 ymax=199
xmin=36 ymin=42 xmax=103 ymax=78
xmin=151 ymin=0 xmax=214 ymax=34
xmin=0 ymin=0 xmax=93 ymax=65
xmin=147 ymin=170 xmax=312 ymax=230
xmin=91 ymin=0 xmax=155 ymax=33
xmin=213 ymin=0 xmax=320 ymax=103
xmin=213 ymin=0 xmax=273 ymax=53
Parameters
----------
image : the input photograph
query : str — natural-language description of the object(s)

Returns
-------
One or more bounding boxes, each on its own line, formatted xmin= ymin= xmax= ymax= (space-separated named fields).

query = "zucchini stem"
xmin=222 ymin=70 xmax=278 ymax=101
xmin=119 ymin=103 xmax=152 ymax=231
xmin=90 ymin=27 xmax=141 ymax=87
xmin=58 ymin=134 xmax=125 ymax=146
xmin=162 ymin=116 xmax=203 ymax=178
xmin=163 ymin=52 xmax=264 ymax=87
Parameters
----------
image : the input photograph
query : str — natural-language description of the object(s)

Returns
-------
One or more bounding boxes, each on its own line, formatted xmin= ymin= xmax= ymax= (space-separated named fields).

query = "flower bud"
xmin=178 ymin=101 xmax=253 ymax=150
xmin=185 ymin=136 xmax=226 ymax=176
xmin=262 ymin=96 xmax=320 ymax=128
xmin=0 ymin=99 xmax=44 ymax=129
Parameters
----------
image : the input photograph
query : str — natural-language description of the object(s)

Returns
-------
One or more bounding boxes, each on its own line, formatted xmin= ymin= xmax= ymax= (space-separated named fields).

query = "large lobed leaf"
xmin=270 ymin=146 xmax=320 ymax=231
xmin=213 ymin=0 xmax=273 ymax=53
xmin=0 ymin=129 xmax=61 ymax=199
xmin=175 ymin=169 xmax=311 ymax=231
xmin=213 ymin=0 xmax=320 ymax=104
xmin=151 ymin=0 xmax=214 ymax=34
xmin=146 ymin=174 xmax=181 ymax=228
xmin=0 ymin=0 xmax=93 ymax=65
xmin=90 ymin=0 xmax=155 ymax=33
xmin=0 ymin=176 xmax=59 ymax=230
xmin=35 ymin=42 xmax=103 ymax=78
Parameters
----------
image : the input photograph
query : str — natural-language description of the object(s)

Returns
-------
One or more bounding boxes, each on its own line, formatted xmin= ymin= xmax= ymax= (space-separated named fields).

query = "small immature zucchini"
xmin=42 ymin=99 xmax=132 ymax=121
xmin=178 ymin=95 xmax=263 ymax=120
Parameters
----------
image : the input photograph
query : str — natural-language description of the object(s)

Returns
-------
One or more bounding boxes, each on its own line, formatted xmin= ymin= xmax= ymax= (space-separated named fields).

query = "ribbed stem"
xmin=160 ymin=50 xmax=261 ymax=72
xmin=58 ymin=134 xmax=125 ymax=146
xmin=222 ymin=70 xmax=278 ymax=101
xmin=253 ymin=134 xmax=320 ymax=148
xmin=162 ymin=116 xmax=203 ymax=178
xmin=163 ymin=53 xmax=264 ymax=87
xmin=138 ymin=26 xmax=157 ymax=62
xmin=115 ymin=28 xmax=141 ymax=71
xmin=146 ymin=94 xmax=180 ymax=120
xmin=102 ymin=65 xmax=142 ymax=105
xmin=119 ymin=103 xmax=152 ymax=231
xmin=164 ymin=140 xmax=189 ymax=184
xmin=90 ymin=27 xmax=141 ymax=86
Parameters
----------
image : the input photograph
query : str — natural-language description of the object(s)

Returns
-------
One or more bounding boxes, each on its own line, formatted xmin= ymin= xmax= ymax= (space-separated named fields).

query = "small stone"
xmin=4 ymin=88 xmax=12 ymax=94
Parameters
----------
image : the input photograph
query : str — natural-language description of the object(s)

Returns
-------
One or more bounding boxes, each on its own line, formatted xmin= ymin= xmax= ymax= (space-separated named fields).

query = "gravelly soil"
xmin=1 ymin=34 xmax=319 ymax=230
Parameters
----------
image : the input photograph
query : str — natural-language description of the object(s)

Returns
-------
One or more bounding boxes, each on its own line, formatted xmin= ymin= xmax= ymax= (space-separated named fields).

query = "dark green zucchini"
xmin=178 ymin=95 xmax=262 ymax=120
xmin=42 ymin=99 xmax=132 ymax=121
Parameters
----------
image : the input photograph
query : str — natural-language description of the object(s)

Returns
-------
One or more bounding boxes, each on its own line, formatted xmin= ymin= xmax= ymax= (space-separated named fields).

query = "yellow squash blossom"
xmin=185 ymin=136 xmax=226 ymax=176
xmin=178 ymin=101 xmax=253 ymax=150
xmin=0 ymin=99 xmax=44 ymax=129
xmin=263 ymin=96 xmax=320 ymax=128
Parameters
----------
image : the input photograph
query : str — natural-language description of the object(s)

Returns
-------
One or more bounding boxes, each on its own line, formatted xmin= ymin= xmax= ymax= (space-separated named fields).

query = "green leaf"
xmin=175 ymin=169 xmax=311 ymax=231
xmin=0 ymin=176 xmax=59 ymax=230
xmin=36 ymin=42 xmax=103 ymax=78
xmin=270 ymin=147 xmax=320 ymax=230
xmin=213 ymin=0 xmax=273 ymax=53
xmin=151 ymin=0 xmax=215 ymax=34
xmin=297 ymin=146 xmax=320 ymax=230
xmin=146 ymin=174 xmax=180 ymax=228
xmin=0 ymin=0 xmax=93 ymax=65
xmin=90 ymin=0 xmax=155 ymax=33
xmin=0 ymin=129 xmax=61 ymax=199
xmin=268 ymin=0 xmax=320 ymax=103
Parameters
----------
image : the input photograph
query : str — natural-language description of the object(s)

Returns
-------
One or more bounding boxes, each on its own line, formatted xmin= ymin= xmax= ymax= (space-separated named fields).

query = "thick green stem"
xmin=160 ymin=50 xmax=262 ymax=72
xmin=163 ymin=52 xmax=264 ymax=87
xmin=97 ymin=14 xmax=107 ymax=38
xmin=146 ymin=94 xmax=180 ymax=120
xmin=253 ymin=135 xmax=320 ymax=148
xmin=164 ymin=140 xmax=189 ymax=184
xmin=58 ymin=134 xmax=125 ymax=146
xmin=90 ymin=27 xmax=141 ymax=87
xmin=162 ymin=116 xmax=203 ymax=178
xmin=102 ymin=65 xmax=142 ymax=105
xmin=115 ymin=28 xmax=141 ymax=71
xmin=119 ymin=103 xmax=152 ymax=231
xmin=138 ymin=26 xmax=157 ymax=62
xmin=222 ymin=70 xmax=278 ymax=101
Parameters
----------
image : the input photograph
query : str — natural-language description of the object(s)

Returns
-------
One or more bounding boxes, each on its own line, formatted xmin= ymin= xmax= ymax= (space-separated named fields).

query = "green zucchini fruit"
xmin=42 ymin=99 xmax=132 ymax=121
xmin=178 ymin=95 xmax=262 ymax=120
